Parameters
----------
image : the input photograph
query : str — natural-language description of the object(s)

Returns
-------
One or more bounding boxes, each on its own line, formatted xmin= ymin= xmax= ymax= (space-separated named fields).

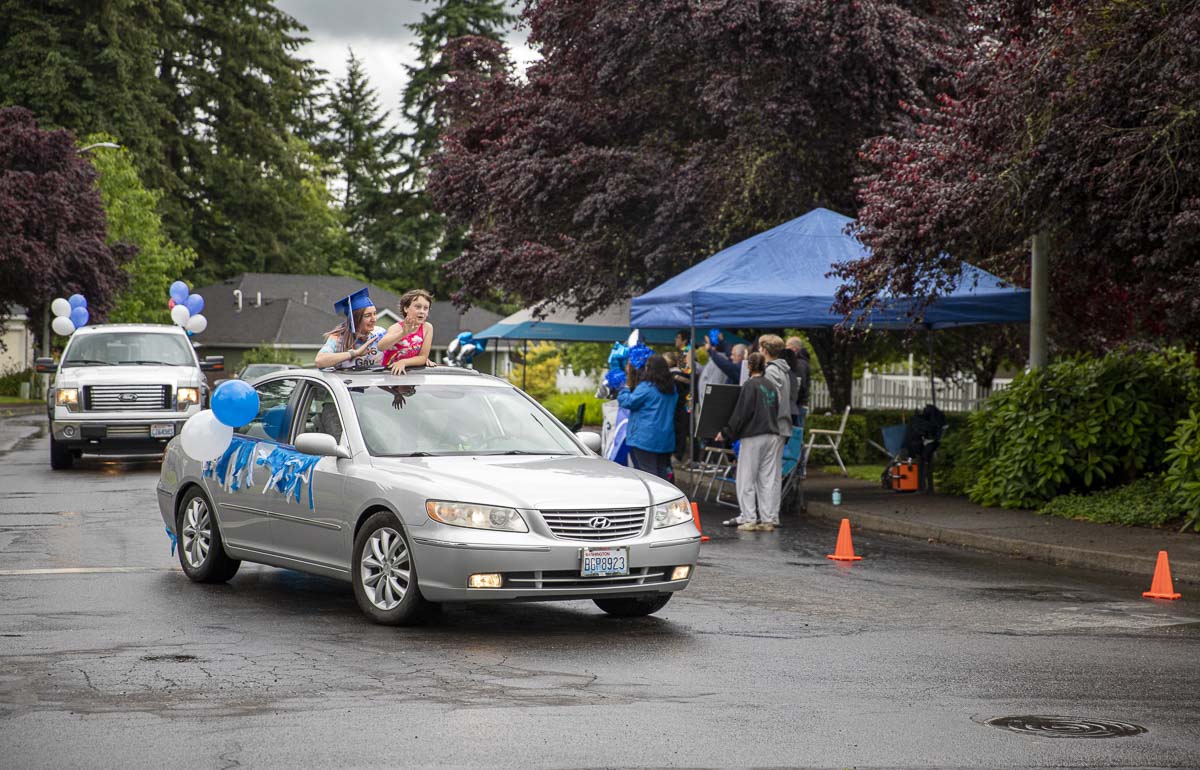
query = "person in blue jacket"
xmin=616 ymin=353 xmax=678 ymax=480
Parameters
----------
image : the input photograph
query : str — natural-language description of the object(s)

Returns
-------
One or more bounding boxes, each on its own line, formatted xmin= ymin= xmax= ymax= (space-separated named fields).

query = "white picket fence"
xmin=810 ymin=371 xmax=1011 ymax=413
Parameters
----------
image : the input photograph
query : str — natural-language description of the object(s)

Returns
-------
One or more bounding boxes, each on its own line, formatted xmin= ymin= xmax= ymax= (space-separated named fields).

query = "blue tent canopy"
xmin=630 ymin=208 xmax=1029 ymax=330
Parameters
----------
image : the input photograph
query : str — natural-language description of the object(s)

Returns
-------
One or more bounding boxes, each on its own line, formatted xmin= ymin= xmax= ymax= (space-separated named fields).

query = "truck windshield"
xmin=62 ymin=332 xmax=196 ymax=368
xmin=348 ymin=384 xmax=582 ymax=457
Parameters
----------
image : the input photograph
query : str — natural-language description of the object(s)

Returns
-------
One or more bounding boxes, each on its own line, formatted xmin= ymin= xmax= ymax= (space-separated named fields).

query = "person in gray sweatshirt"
xmin=757 ymin=335 xmax=797 ymax=524
xmin=715 ymin=353 xmax=783 ymax=531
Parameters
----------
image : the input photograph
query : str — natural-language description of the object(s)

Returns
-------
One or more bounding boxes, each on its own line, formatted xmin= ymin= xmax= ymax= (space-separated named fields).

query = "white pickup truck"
xmin=35 ymin=324 xmax=224 ymax=469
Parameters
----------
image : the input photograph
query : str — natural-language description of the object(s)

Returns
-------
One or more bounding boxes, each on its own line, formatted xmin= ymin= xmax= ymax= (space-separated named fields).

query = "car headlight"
xmin=177 ymin=387 xmax=201 ymax=408
xmin=652 ymin=497 xmax=693 ymax=529
xmin=55 ymin=388 xmax=80 ymax=411
xmin=426 ymin=501 xmax=528 ymax=532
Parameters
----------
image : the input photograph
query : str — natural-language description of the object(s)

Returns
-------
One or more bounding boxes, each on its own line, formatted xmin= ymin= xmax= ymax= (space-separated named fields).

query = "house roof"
xmin=192 ymin=274 xmax=503 ymax=348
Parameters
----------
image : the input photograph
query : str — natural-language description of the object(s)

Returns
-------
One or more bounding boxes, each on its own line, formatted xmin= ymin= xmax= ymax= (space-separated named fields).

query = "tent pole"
xmin=689 ymin=322 xmax=697 ymax=463
xmin=522 ymin=339 xmax=527 ymax=391
xmin=926 ymin=326 xmax=936 ymax=408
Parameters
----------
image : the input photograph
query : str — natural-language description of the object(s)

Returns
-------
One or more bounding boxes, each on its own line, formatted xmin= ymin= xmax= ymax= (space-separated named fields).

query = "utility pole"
xmin=1029 ymin=231 xmax=1050 ymax=369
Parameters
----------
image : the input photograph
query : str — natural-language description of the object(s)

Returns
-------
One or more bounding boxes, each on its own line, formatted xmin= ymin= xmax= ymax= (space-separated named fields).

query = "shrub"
xmin=1039 ymin=477 xmax=1176 ymax=528
xmin=542 ymin=391 xmax=605 ymax=426
xmin=242 ymin=344 xmax=301 ymax=366
xmin=961 ymin=349 xmax=1198 ymax=509
xmin=933 ymin=419 xmax=976 ymax=496
xmin=508 ymin=342 xmax=560 ymax=400
xmin=1164 ymin=408 xmax=1200 ymax=532
xmin=0 ymin=368 xmax=34 ymax=397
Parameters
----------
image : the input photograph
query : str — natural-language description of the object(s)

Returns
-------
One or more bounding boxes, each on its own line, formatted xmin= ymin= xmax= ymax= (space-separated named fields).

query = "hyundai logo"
xmin=588 ymin=516 xmax=612 ymax=529
xmin=119 ymin=393 xmax=139 ymax=402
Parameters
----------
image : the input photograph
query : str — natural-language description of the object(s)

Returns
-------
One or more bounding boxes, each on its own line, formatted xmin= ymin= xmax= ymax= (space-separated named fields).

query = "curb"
xmin=805 ymin=500 xmax=1200 ymax=587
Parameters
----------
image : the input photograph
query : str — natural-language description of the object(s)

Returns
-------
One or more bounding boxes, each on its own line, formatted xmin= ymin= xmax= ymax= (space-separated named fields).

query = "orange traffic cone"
xmin=1142 ymin=550 xmax=1181 ymax=600
xmin=826 ymin=518 xmax=862 ymax=561
xmin=690 ymin=502 xmax=710 ymax=542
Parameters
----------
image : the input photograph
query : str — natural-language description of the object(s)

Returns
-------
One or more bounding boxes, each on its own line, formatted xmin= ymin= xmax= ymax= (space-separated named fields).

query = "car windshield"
xmin=62 ymin=332 xmax=195 ymax=368
xmin=348 ymin=384 xmax=582 ymax=457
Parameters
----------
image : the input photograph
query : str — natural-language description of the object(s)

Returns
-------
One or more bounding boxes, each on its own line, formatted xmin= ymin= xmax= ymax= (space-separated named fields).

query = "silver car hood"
xmin=368 ymin=454 xmax=683 ymax=510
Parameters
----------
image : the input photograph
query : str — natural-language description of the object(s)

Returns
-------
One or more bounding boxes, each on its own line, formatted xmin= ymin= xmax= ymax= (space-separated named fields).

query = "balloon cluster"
xmin=180 ymin=380 xmax=260 ymax=461
xmin=446 ymin=331 xmax=486 ymax=367
xmin=168 ymin=280 xmax=208 ymax=336
xmin=596 ymin=338 xmax=656 ymax=399
xmin=50 ymin=294 xmax=90 ymax=337
xmin=627 ymin=343 xmax=653 ymax=371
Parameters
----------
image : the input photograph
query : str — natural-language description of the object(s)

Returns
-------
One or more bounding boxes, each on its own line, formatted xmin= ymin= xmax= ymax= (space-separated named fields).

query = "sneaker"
xmin=736 ymin=522 xmax=760 ymax=531
xmin=722 ymin=517 xmax=742 ymax=527
xmin=757 ymin=523 xmax=777 ymax=532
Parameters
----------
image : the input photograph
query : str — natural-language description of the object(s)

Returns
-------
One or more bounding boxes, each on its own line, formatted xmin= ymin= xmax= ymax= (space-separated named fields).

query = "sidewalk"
xmin=687 ymin=468 xmax=1200 ymax=586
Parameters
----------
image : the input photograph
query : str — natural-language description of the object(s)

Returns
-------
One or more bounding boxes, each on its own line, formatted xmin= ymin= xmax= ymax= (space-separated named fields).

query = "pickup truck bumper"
xmin=51 ymin=418 xmax=187 ymax=455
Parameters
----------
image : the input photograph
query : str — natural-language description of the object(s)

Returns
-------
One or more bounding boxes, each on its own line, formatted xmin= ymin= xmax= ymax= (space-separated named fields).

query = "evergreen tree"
xmin=392 ymin=0 xmax=515 ymax=296
xmin=323 ymin=49 xmax=401 ymax=281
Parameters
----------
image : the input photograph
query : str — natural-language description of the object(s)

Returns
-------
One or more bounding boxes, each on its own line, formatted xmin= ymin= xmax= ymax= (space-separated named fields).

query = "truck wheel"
xmin=50 ymin=436 xmax=74 ymax=470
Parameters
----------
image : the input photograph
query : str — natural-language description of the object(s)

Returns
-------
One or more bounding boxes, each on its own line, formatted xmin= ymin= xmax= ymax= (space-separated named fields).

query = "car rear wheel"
xmin=352 ymin=511 xmax=432 ymax=626
xmin=593 ymin=593 xmax=672 ymax=617
xmin=177 ymin=488 xmax=240 ymax=583
xmin=50 ymin=436 xmax=73 ymax=470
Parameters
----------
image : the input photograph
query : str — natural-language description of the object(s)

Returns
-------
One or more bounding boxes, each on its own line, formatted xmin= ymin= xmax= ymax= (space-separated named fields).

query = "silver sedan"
xmin=156 ymin=367 xmax=700 ymax=625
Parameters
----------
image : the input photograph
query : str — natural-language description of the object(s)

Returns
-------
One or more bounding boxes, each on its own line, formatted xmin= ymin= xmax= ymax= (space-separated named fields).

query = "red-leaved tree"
xmin=0 ymin=107 xmax=131 ymax=342
xmin=430 ymin=0 xmax=970 ymax=316
xmin=842 ymin=0 xmax=1200 ymax=351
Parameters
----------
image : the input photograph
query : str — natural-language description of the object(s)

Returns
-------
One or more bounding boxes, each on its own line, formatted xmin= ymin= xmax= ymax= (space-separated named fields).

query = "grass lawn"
xmin=822 ymin=464 xmax=888 ymax=483
xmin=0 ymin=396 xmax=40 ymax=405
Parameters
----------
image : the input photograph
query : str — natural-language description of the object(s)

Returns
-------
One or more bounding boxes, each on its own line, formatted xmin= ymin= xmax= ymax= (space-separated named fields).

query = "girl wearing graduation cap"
xmin=315 ymin=288 xmax=389 ymax=369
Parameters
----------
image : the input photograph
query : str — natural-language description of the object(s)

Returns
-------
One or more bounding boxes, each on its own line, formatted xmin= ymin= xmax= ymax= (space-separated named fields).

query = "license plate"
xmin=151 ymin=423 xmax=175 ymax=438
xmin=581 ymin=547 xmax=629 ymax=578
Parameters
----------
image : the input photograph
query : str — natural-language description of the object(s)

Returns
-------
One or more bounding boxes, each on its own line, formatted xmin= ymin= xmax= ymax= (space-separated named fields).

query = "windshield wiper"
xmin=127 ymin=360 xmax=184 ymax=366
xmin=380 ymin=451 xmax=436 ymax=457
xmin=484 ymin=450 xmax=571 ymax=456
xmin=63 ymin=359 xmax=113 ymax=366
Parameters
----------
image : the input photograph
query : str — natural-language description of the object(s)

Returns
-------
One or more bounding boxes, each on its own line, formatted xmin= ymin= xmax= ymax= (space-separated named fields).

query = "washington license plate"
xmin=581 ymin=547 xmax=629 ymax=578
xmin=151 ymin=423 xmax=175 ymax=438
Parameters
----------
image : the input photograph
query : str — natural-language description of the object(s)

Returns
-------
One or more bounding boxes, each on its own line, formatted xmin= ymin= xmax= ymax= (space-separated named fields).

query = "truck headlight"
xmin=177 ymin=387 xmax=201 ymax=408
xmin=426 ymin=501 xmax=528 ymax=532
xmin=55 ymin=388 xmax=80 ymax=411
xmin=652 ymin=497 xmax=692 ymax=529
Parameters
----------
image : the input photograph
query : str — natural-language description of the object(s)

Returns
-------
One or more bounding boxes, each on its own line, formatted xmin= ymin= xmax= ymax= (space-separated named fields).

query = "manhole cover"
xmin=986 ymin=715 xmax=1147 ymax=739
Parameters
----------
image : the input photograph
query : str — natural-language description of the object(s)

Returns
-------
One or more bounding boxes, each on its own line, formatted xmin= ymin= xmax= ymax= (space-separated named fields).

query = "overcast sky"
xmin=275 ymin=0 xmax=535 ymax=130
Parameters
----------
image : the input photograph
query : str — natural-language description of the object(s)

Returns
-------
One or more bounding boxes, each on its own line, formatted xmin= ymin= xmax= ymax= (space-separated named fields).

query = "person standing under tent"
xmin=715 ymin=352 xmax=783 ymax=531
xmin=616 ymin=354 xmax=678 ymax=481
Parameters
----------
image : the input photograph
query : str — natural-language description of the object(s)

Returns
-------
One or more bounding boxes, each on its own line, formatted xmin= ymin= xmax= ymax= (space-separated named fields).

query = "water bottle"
xmin=832 ymin=488 xmax=842 ymax=506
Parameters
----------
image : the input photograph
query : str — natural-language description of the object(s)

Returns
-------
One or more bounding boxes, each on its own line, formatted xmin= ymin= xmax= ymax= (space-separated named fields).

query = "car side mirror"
xmin=295 ymin=432 xmax=351 ymax=459
xmin=34 ymin=357 xmax=56 ymax=374
xmin=200 ymin=356 xmax=225 ymax=372
xmin=576 ymin=431 xmax=602 ymax=454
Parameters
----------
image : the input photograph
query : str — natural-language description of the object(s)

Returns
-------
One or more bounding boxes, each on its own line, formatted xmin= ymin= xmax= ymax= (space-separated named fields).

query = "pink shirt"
xmin=381 ymin=325 xmax=426 ymax=367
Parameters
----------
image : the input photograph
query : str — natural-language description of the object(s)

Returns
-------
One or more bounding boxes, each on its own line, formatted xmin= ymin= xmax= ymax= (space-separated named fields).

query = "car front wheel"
xmin=352 ymin=511 xmax=432 ymax=626
xmin=593 ymin=593 xmax=672 ymax=617
xmin=177 ymin=487 xmax=240 ymax=583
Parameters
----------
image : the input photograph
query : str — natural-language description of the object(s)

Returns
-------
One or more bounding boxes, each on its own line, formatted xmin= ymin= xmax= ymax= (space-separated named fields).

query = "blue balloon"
xmin=628 ymin=343 xmax=653 ymax=370
xmin=708 ymin=328 xmax=721 ymax=346
xmin=211 ymin=380 xmax=260 ymax=428
xmin=604 ymin=369 xmax=627 ymax=390
xmin=69 ymin=294 xmax=87 ymax=309
xmin=169 ymin=281 xmax=189 ymax=303
xmin=185 ymin=293 xmax=205 ymax=315
xmin=69 ymin=306 xmax=89 ymax=327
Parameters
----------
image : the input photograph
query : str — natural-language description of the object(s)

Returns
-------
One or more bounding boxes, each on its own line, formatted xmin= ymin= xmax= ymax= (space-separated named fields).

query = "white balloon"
xmin=170 ymin=304 xmax=191 ymax=327
xmin=51 ymin=298 xmax=72 ymax=318
xmin=180 ymin=410 xmax=233 ymax=461
xmin=51 ymin=316 xmax=76 ymax=336
xmin=186 ymin=313 xmax=207 ymax=334
xmin=626 ymin=329 xmax=640 ymax=347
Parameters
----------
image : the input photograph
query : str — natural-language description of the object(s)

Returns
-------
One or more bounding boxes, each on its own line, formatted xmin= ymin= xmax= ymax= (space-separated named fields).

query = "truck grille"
xmin=84 ymin=384 xmax=171 ymax=411
xmin=538 ymin=508 xmax=647 ymax=541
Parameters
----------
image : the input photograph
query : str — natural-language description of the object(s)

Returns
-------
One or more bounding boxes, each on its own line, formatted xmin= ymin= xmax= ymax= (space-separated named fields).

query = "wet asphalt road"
xmin=1 ymin=414 xmax=1198 ymax=769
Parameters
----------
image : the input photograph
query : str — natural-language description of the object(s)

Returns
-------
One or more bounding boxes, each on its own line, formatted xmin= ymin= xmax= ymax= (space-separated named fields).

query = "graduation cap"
xmin=333 ymin=288 xmax=374 ymax=334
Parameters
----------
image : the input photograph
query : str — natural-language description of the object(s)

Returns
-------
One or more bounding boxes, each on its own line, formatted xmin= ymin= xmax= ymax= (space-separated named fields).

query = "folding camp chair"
xmin=690 ymin=443 xmax=737 ymax=505
xmin=802 ymin=405 xmax=852 ymax=476
xmin=781 ymin=425 xmax=807 ymax=513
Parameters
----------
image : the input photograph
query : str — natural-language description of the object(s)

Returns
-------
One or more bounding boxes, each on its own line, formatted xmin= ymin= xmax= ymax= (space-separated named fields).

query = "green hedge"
xmin=1039 ymin=476 xmax=1176 ymax=528
xmin=958 ymin=349 xmax=1198 ymax=509
xmin=541 ymin=391 xmax=605 ymax=426
xmin=0 ymin=368 xmax=35 ymax=397
xmin=1164 ymin=408 xmax=1200 ymax=532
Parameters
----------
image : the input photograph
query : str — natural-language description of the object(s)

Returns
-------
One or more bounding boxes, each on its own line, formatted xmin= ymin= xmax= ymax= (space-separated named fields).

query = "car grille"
xmin=84 ymin=384 xmax=171 ymax=411
xmin=502 ymin=567 xmax=671 ymax=590
xmin=538 ymin=508 xmax=647 ymax=541
xmin=106 ymin=425 xmax=150 ymax=437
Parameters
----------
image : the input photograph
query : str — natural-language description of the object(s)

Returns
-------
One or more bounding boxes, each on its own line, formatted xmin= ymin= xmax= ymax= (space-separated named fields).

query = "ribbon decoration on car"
xmin=203 ymin=437 xmax=321 ymax=510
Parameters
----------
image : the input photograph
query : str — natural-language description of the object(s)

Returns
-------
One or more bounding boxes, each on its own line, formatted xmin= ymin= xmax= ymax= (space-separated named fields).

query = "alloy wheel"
xmin=360 ymin=527 xmax=411 ymax=610
xmin=181 ymin=497 xmax=211 ymax=569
